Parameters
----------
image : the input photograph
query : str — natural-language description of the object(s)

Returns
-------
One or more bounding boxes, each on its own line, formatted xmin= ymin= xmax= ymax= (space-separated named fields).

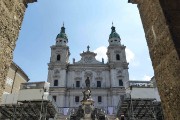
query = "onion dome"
xmin=56 ymin=24 xmax=68 ymax=41
xmin=109 ymin=26 xmax=120 ymax=39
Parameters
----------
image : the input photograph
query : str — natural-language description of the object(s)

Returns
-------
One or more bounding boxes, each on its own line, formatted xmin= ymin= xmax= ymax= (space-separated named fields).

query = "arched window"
xmin=54 ymin=80 xmax=58 ymax=86
xmin=98 ymin=96 xmax=102 ymax=102
xmin=97 ymin=81 xmax=101 ymax=88
xmin=119 ymin=79 xmax=123 ymax=86
xmin=76 ymin=81 xmax=80 ymax=88
xmin=57 ymin=54 xmax=60 ymax=61
xmin=75 ymin=96 xmax=79 ymax=102
xmin=116 ymin=54 xmax=120 ymax=60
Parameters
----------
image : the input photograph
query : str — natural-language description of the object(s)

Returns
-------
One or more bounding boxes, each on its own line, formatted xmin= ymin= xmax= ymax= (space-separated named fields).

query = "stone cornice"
xmin=48 ymin=63 xmax=68 ymax=70
xmin=49 ymin=87 xmax=67 ymax=92
xmin=67 ymin=64 xmax=109 ymax=71
xmin=107 ymin=45 xmax=126 ymax=50
xmin=128 ymin=0 xmax=141 ymax=4
xmin=51 ymin=45 xmax=69 ymax=50
xmin=25 ymin=0 xmax=37 ymax=3
xmin=108 ymin=62 xmax=128 ymax=69
xmin=21 ymin=0 xmax=37 ymax=6
xmin=68 ymin=64 xmax=108 ymax=68
xmin=19 ymin=0 xmax=37 ymax=8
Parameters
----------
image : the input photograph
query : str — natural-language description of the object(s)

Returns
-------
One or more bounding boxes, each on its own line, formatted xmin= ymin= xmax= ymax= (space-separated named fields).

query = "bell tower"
xmin=107 ymin=25 xmax=129 ymax=88
xmin=48 ymin=24 xmax=70 ymax=88
xmin=107 ymin=25 xmax=126 ymax=63
xmin=49 ymin=24 xmax=70 ymax=64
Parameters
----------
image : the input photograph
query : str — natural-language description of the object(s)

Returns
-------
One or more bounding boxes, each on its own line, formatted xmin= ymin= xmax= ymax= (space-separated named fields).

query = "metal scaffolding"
xmin=0 ymin=100 xmax=57 ymax=120
xmin=117 ymin=94 xmax=164 ymax=120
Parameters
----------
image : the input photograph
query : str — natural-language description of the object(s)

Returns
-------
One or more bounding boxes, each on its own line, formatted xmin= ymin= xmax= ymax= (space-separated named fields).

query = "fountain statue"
xmin=69 ymin=77 xmax=107 ymax=120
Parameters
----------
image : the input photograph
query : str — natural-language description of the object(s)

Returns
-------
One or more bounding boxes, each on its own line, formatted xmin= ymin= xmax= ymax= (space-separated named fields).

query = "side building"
xmin=4 ymin=62 xmax=29 ymax=94
xmin=47 ymin=24 xmax=129 ymax=116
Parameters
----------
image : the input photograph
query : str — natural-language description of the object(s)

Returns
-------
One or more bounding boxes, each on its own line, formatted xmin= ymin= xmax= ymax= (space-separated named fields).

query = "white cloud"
xmin=94 ymin=47 xmax=137 ymax=64
xmin=143 ymin=75 xmax=151 ymax=81
xmin=125 ymin=48 xmax=135 ymax=63
xmin=94 ymin=46 xmax=108 ymax=63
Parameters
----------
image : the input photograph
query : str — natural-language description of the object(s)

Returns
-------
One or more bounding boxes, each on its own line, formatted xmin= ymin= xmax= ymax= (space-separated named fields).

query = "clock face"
xmin=84 ymin=56 xmax=93 ymax=63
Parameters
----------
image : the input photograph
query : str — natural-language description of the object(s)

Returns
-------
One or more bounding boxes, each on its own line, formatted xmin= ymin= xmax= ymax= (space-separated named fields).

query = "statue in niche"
xmin=85 ymin=77 xmax=90 ymax=88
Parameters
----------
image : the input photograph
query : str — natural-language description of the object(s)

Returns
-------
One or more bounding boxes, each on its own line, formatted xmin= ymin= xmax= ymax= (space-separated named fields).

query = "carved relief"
xmin=74 ymin=77 xmax=82 ymax=81
xmin=95 ymin=77 xmax=103 ymax=81
xmin=114 ymin=50 xmax=121 ymax=53
xmin=84 ymin=71 xmax=93 ymax=79
xmin=84 ymin=56 xmax=93 ymax=63
xmin=56 ymin=50 xmax=62 ymax=54
xmin=53 ymin=75 xmax=60 ymax=78
xmin=96 ymin=71 xmax=102 ymax=76
xmin=116 ymin=69 xmax=123 ymax=77
xmin=75 ymin=70 xmax=81 ymax=76
xmin=53 ymin=69 xmax=60 ymax=78
xmin=54 ymin=69 xmax=60 ymax=74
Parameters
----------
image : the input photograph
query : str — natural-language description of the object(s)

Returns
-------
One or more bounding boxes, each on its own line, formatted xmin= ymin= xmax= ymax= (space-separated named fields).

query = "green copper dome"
xmin=109 ymin=26 xmax=120 ymax=39
xmin=56 ymin=25 xmax=68 ymax=40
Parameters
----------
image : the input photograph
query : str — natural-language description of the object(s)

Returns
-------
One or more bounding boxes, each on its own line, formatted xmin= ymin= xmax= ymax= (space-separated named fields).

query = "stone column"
xmin=0 ymin=0 xmax=36 ymax=101
xmin=128 ymin=0 xmax=180 ymax=119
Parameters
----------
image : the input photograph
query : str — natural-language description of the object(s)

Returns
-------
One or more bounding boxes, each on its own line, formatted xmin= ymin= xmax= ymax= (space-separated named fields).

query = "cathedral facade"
xmin=47 ymin=24 xmax=129 ymax=116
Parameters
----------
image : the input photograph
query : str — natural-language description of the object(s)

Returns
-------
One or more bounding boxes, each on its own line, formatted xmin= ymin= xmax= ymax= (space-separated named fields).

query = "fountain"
xmin=69 ymin=77 xmax=106 ymax=120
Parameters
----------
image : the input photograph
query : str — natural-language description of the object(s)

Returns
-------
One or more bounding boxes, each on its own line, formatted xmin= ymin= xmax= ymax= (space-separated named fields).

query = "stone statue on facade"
xmin=85 ymin=77 xmax=90 ymax=88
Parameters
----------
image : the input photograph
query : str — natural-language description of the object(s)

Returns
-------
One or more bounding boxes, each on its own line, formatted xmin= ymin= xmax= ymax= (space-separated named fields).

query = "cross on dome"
xmin=87 ymin=45 xmax=90 ymax=51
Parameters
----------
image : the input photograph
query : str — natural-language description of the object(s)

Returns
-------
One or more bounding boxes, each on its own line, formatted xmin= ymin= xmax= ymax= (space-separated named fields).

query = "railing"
xmin=54 ymin=86 xmax=125 ymax=90
xmin=57 ymin=107 xmax=78 ymax=115
xmin=57 ymin=106 xmax=118 ymax=115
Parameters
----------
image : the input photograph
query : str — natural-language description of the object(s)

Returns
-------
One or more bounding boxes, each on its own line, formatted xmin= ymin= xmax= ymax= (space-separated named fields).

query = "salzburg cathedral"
xmin=47 ymin=24 xmax=129 ymax=119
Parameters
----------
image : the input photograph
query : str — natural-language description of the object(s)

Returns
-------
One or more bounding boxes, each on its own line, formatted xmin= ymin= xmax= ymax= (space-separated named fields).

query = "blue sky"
xmin=13 ymin=0 xmax=154 ymax=82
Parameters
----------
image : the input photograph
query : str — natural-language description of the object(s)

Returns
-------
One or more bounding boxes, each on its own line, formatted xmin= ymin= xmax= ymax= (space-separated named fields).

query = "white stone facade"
xmin=47 ymin=25 xmax=129 ymax=118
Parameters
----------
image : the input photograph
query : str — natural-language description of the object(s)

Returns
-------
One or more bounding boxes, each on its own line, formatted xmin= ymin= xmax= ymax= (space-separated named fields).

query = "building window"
xmin=116 ymin=54 xmax=120 ymax=60
xmin=119 ymin=79 xmax=123 ymax=86
xmin=53 ymin=96 xmax=56 ymax=102
xmin=76 ymin=81 xmax=80 ymax=87
xmin=57 ymin=54 xmax=61 ymax=61
xmin=97 ymin=81 xmax=101 ymax=88
xmin=54 ymin=80 xmax=58 ymax=86
xmin=98 ymin=96 xmax=102 ymax=103
xmin=75 ymin=96 xmax=79 ymax=102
